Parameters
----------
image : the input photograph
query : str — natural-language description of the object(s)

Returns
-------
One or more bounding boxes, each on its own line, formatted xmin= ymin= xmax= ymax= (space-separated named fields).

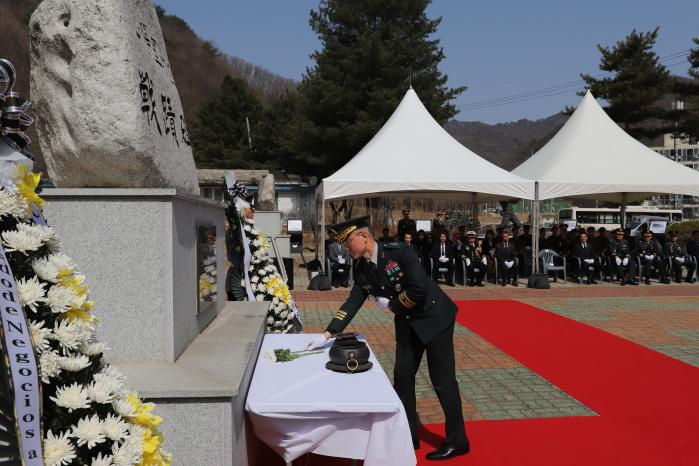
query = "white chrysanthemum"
xmin=255 ymin=294 xmax=265 ymax=301
xmin=1 ymin=229 xmax=43 ymax=254
xmin=59 ymin=353 xmax=91 ymax=372
xmin=79 ymin=340 xmax=106 ymax=356
xmin=90 ymin=453 xmax=114 ymax=466
xmin=272 ymin=297 xmax=280 ymax=305
xmin=264 ymin=350 xmax=277 ymax=363
xmin=47 ymin=285 xmax=81 ymax=314
xmin=87 ymin=379 xmax=116 ymax=404
xmin=0 ymin=162 xmax=20 ymax=193
xmin=250 ymin=275 xmax=259 ymax=283
xmin=44 ymin=430 xmax=76 ymax=466
xmin=50 ymin=383 xmax=91 ymax=412
xmin=32 ymin=253 xmax=77 ymax=283
xmin=40 ymin=349 xmax=62 ymax=382
xmin=71 ymin=414 xmax=106 ymax=449
xmin=53 ymin=319 xmax=92 ymax=351
xmin=266 ymin=316 xmax=274 ymax=325
xmin=29 ymin=319 xmax=52 ymax=353
xmin=258 ymin=268 xmax=267 ymax=275
xmin=122 ymin=425 xmax=145 ymax=459
xmin=17 ymin=223 xmax=60 ymax=250
xmin=102 ymin=413 xmax=129 ymax=442
xmin=111 ymin=441 xmax=138 ymax=466
xmin=112 ymin=396 xmax=136 ymax=418
xmin=0 ymin=191 xmax=29 ymax=218
xmin=17 ymin=275 xmax=47 ymax=312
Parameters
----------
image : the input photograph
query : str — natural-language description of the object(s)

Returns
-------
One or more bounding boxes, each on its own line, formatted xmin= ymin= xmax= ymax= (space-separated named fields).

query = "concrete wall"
xmin=42 ymin=188 xmax=226 ymax=363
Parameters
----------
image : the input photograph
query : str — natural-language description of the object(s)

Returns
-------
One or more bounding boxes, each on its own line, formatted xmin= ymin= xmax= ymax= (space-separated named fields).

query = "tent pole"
xmin=532 ymin=182 xmax=540 ymax=274
xmin=620 ymin=193 xmax=627 ymax=229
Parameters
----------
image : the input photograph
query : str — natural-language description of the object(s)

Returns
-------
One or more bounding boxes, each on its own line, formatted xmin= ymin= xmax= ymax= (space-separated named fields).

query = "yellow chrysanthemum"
xmin=59 ymin=273 xmax=89 ymax=299
xmin=127 ymin=393 xmax=163 ymax=428
xmin=16 ymin=164 xmax=45 ymax=210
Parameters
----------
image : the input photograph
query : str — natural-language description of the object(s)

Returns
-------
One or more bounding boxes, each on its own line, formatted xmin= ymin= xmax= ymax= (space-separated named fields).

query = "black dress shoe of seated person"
xmin=426 ymin=443 xmax=470 ymax=461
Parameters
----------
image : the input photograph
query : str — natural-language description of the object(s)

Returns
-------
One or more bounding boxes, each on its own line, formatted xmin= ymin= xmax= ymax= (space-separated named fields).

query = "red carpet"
xmin=455 ymin=300 xmax=699 ymax=466
xmin=256 ymin=300 xmax=699 ymax=465
xmin=417 ymin=417 xmax=676 ymax=466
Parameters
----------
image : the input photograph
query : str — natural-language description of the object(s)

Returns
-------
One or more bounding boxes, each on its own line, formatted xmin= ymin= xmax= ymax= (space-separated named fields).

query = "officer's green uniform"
xmin=608 ymin=229 xmax=637 ymax=285
xmin=326 ymin=217 xmax=469 ymax=451
xmin=665 ymin=231 xmax=697 ymax=283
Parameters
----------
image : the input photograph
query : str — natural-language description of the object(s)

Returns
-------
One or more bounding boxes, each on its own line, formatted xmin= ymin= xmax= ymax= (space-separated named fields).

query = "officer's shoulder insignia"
xmin=383 ymin=242 xmax=402 ymax=249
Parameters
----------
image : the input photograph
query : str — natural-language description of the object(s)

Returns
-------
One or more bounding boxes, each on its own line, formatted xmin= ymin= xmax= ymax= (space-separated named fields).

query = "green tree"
xmin=290 ymin=0 xmax=465 ymax=176
xmin=190 ymin=76 xmax=265 ymax=168
xmin=579 ymin=28 xmax=672 ymax=138
xmin=674 ymin=37 xmax=699 ymax=140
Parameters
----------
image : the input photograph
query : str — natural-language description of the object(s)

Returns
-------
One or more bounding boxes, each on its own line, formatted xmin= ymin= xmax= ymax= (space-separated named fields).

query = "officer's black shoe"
xmin=478 ymin=282 xmax=485 ymax=287
xmin=447 ymin=281 xmax=455 ymax=287
xmin=425 ymin=444 xmax=470 ymax=461
xmin=512 ymin=281 xmax=519 ymax=287
xmin=645 ymin=278 xmax=651 ymax=285
xmin=686 ymin=278 xmax=697 ymax=284
xmin=630 ymin=279 xmax=639 ymax=286
xmin=592 ymin=278 xmax=597 ymax=284
xmin=500 ymin=281 xmax=506 ymax=286
xmin=620 ymin=280 xmax=626 ymax=286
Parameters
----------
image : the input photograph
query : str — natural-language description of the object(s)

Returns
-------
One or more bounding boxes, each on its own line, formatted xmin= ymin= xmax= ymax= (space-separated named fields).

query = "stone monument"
xmin=30 ymin=0 xmax=199 ymax=193
xmin=28 ymin=2 xmax=266 ymax=464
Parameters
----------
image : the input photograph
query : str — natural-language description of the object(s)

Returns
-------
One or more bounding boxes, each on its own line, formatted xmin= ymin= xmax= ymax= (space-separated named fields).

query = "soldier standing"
xmin=306 ymin=216 xmax=470 ymax=460
xmin=397 ymin=209 xmax=417 ymax=241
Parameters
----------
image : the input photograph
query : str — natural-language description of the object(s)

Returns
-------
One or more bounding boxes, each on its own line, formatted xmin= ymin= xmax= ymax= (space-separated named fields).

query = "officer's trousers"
xmin=393 ymin=320 xmax=468 ymax=449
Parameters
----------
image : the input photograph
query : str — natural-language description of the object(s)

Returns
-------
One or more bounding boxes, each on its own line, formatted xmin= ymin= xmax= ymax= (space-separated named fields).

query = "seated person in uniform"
xmin=431 ymin=231 xmax=455 ymax=286
xmin=495 ymin=229 xmax=518 ymax=287
xmin=608 ymin=228 xmax=638 ymax=286
xmin=462 ymin=231 xmax=486 ymax=287
xmin=574 ymin=231 xmax=600 ymax=284
xmin=327 ymin=229 xmax=351 ymax=287
xmin=688 ymin=230 xmax=699 ymax=270
xmin=636 ymin=231 xmax=669 ymax=285
xmin=665 ymin=230 xmax=697 ymax=283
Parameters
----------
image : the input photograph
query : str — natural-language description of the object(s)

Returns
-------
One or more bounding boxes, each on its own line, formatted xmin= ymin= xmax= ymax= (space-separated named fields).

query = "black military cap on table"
xmin=332 ymin=215 xmax=369 ymax=244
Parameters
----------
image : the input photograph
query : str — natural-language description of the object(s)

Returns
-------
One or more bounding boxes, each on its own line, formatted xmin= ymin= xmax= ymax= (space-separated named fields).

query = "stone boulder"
xmin=29 ymin=0 xmax=199 ymax=193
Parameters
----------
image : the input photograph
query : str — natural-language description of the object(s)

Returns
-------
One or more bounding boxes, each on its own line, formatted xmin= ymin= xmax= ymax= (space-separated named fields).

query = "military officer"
xmin=306 ymin=216 xmax=470 ymax=460
xmin=665 ymin=230 xmax=697 ymax=283
xmin=636 ymin=231 xmax=668 ymax=285
xmin=608 ymin=228 xmax=638 ymax=285
xmin=397 ymin=209 xmax=417 ymax=241
xmin=462 ymin=231 xmax=486 ymax=287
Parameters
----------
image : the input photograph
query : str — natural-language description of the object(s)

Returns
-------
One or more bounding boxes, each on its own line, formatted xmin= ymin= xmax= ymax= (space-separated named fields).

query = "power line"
xmin=456 ymin=49 xmax=692 ymax=111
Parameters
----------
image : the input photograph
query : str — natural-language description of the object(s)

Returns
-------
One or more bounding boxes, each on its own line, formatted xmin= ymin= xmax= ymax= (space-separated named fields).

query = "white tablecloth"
xmin=246 ymin=334 xmax=416 ymax=466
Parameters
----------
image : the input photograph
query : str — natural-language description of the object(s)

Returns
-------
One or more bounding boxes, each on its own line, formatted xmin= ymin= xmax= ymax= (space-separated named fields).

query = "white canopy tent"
xmin=513 ymin=90 xmax=699 ymax=273
xmin=316 ymin=88 xmax=535 ymax=262
xmin=321 ymin=88 xmax=534 ymax=203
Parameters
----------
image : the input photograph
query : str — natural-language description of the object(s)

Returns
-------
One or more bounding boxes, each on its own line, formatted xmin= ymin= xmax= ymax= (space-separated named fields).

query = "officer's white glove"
xmin=675 ymin=257 xmax=685 ymax=263
xmin=615 ymin=257 xmax=622 ymax=266
xmin=622 ymin=257 xmax=629 ymax=266
xmin=505 ymin=261 xmax=514 ymax=269
xmin=645 ymin=254 xmax=654 ymax=260
xmin=439 ymin=256 xmax=448 ymax=263
xmin=584 ymin=259 xmax=594 ymax=264
xmin=338 ymin=257 xmax=345 ymax=264
xmin=465 ymin=258 xmax=471 ymax=267
xmin=305 ymin=334 xmax=331 ymax=351
xmin=482 ymin=257 xmax=488 ymax=265
xmin=376 ymin=297 xmax=390 ymax=311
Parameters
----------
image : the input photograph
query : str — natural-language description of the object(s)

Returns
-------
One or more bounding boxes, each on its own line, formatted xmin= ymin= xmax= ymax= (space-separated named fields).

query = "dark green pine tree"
xmin=190 ymin=76 xmax=265 ymax=168
xmin=579 ymin=28 xmax=672 ymax=139
xmin=289 ymin=0 xmax=466 ymax=176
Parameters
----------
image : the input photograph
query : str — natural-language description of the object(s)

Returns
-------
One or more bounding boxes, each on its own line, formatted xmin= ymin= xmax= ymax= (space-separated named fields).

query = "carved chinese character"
xmin=161 ymin=95 xmax=179 ymax=147
xmin=139 ymin=70 xmax=162 ymax=135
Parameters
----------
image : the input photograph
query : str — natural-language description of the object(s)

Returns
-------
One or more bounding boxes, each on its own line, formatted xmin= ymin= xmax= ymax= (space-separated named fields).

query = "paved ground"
xmin=292 ymin=282 xmax=699 ymax=425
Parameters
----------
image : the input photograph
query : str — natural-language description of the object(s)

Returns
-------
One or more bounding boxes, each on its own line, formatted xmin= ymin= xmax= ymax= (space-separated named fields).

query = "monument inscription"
xmin=30 ymin=0 xmax=199 ymax=193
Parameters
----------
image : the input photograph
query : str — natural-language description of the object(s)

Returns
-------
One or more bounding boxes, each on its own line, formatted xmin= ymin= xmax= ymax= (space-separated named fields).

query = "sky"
xmin=161 ymin=0 xmax=699 ymax=124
